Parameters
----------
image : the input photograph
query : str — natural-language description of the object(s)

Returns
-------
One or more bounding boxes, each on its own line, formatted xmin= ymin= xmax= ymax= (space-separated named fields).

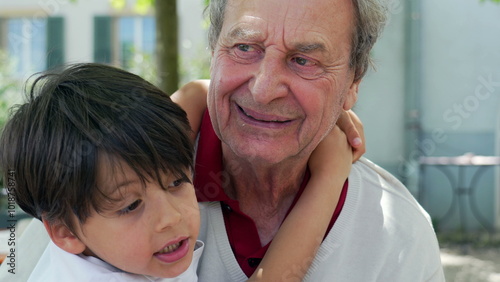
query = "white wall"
xmin=354 ymin=0 xmax=500 ymax=230
xmin=356 ymin=3 xmax=406 ymax=168
xmin=418 ymin=0 xmax=500 ymax=231
xmin=496 ymin=109 xmax=500 ymax=229
xmin=420 ymin=0 xmax=500 ymax=134
xmin=178 ymin=0 xmax=208 ymax=59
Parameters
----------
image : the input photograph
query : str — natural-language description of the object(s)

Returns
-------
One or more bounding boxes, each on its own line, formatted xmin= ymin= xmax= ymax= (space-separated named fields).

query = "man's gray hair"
xmin=207 ymin=0 xmax=388 ymax=82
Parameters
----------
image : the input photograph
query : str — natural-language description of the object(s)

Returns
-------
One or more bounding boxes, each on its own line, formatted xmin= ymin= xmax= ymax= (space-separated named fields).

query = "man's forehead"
xmin=227 ymin=25 xmax=262 ymax=41
xmin=227 ymin=25 xmax=329 ymax=53
xmin=222 ymin=0 xmax=355 ymax=50
xmin=224 ymin=0 xmax=355 ymax=24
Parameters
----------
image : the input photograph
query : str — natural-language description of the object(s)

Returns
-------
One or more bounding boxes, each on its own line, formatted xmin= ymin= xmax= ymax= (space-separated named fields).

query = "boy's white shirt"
xmin=28 ymin=240 xmax=204 ymax=282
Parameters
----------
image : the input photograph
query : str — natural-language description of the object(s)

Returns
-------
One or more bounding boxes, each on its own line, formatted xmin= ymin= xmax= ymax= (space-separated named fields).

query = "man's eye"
xmin=292 ymin=57 xmax=313 ymax=66
xmin=231 ymin=44 xmax=261 ymax=62
xmin=118 ymin=200 xmax=142 ymax=215
xmin=237 ymin=44 xmax=252 ymax=52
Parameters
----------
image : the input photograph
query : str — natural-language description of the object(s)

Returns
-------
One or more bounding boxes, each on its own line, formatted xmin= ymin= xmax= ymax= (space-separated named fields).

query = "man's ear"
xmin=43 ymin=219 xmax=86 ymax=254
xmin=343 ymin=79 xmax=361 ymax=111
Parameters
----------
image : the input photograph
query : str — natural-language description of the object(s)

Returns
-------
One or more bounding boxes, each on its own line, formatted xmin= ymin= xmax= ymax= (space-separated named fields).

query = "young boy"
xmin=0 ymin=63 xmax=352 ymax=281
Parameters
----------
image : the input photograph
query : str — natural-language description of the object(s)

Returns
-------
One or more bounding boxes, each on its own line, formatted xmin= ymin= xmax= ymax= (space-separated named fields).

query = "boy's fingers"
xmin=336 ymin=110 xmax=366 ymax=162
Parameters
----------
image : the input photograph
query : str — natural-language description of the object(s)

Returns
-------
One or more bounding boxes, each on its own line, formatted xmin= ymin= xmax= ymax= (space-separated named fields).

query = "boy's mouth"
xmin=154 ymin=238 xmax=190 ymax=264
xmin=157 ymin=241 xmax=182 ymax=254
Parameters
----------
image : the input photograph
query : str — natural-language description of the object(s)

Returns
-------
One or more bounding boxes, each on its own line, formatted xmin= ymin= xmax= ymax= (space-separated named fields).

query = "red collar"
xmin=194 ymin=110 xmax=348 ymax=277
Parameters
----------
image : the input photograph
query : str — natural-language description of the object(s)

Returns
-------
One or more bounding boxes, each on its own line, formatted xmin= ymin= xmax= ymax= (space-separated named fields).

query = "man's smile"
xmin=237 ymin=104 xmax=292 ymax=124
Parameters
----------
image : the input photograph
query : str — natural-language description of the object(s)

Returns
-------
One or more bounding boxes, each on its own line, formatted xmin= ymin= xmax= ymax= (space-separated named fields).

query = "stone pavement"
xmin=441 ymin=246 xmax=500 ymax=282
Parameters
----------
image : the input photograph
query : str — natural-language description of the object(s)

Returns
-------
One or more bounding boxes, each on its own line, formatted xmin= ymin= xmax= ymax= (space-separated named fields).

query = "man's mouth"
xmin=238 ymin=105 xmax=291 ymax=123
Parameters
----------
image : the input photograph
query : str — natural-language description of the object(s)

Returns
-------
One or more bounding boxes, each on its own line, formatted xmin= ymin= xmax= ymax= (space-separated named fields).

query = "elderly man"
xmin=193 ymin=0 xmax=444 ymax=281
xmin=0 ymin=0 xmax=444 ymax=281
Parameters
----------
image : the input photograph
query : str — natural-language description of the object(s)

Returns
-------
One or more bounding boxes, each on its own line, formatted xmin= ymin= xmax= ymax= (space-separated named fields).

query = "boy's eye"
xmin=118 ymin=199 xmax=142 ymax=215
xmin=168 ymin=176 xmax=190 ymax=188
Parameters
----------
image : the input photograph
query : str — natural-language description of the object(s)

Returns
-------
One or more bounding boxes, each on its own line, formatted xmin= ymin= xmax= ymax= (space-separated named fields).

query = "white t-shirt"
xmin=28 ymin=240 xmax=204 ymax=282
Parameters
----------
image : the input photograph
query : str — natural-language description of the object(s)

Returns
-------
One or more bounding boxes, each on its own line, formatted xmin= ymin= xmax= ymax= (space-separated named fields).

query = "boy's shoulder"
xmin=0 ymin=219 xmax=48 ymax=282
xmin=29 ymin=241 xmax=151 ymax=282
xmin=0 ymin=222 xmax=149 ymax=282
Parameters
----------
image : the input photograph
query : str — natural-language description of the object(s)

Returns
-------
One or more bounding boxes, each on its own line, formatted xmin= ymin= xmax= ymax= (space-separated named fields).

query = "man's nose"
xmin=249 ymin=53 xmax=290 ymax=105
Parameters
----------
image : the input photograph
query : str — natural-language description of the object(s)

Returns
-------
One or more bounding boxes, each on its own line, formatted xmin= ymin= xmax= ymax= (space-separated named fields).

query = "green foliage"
xmin=480 ymin=0 xmax=500 ymax=3
xmin=125 ymin=48 xmax=160 ymax=87
xmin=85 ymin=0 xmax=213 ymax=87
xmin=179 ymin=45 xmax=211 ymax=85
xmin=110 ymin=0 xmax=155 ymax=14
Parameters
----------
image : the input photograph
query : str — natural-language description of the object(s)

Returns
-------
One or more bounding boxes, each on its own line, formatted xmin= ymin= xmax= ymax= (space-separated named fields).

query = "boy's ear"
xmin=343 ymin=79 xmax=361 ymax=111
xmin=42 ymin=219 xmax=86 ymax=254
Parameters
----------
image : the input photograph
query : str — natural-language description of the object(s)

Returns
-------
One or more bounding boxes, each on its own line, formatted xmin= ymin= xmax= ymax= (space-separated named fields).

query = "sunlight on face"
xmin=73 ymin=158 xmax=200 ymax=278
xmin=208 ymin=0 xmax=359 ymax=166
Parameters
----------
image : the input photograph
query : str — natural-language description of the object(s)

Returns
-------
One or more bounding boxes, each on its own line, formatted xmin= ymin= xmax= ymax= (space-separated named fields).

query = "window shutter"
xmin=94 ymin=16 xmax=112 ymax=63
xmin=46 ymin=17 xmax=65 ymax=70
xmin=0 ymin=17 xmax=4 ymax=49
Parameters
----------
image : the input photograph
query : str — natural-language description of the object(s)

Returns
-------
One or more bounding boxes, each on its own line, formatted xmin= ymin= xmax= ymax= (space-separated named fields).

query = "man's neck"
xmin=221 ymin=144 xmax=308 ymax=246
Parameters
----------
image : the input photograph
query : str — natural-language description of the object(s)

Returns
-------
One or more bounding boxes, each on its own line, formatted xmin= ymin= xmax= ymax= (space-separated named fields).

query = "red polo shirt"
xmin=194 ymin=110 xmax=348 ymax=277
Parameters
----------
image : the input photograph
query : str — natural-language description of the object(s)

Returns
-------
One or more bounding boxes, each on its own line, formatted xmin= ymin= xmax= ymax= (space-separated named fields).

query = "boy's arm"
xmin=249 ymin=126 xmax=352 ymax=281
xmin=170 ymin=79 xmax=209 ymax=141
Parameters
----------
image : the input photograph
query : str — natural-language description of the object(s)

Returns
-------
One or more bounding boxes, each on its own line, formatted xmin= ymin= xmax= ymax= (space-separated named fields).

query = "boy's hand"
xmin=309 ymin=125 xmax=353 ymax=180
xmin=336 ymin=110 xmax=365 ymax=163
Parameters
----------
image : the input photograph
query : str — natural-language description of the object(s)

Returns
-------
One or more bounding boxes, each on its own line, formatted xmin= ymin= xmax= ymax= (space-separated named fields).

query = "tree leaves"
xmin=109 ymin=0 xmax=155 ymax=14
xmin=479 ymin=0 xmax=500 ymax=3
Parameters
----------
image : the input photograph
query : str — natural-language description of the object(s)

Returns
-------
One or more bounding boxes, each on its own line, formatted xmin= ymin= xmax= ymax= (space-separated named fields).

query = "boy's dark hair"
xmin=0 ymin=63 xmax=193 ymax=233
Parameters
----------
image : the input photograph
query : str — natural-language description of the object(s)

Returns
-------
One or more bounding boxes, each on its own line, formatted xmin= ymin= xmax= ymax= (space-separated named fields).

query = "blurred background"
xmin=0 ymin=0 xmax=499 ymax=278
xmin=358 ymin=0 xmax=500 ymax=235
xmin=0 ymin=0 xmax=210 ymax=227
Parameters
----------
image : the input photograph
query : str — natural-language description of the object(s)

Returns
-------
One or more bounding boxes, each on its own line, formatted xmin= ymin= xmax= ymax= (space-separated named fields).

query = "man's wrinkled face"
xmin=208 ymin=0 xmax=360 ymax=165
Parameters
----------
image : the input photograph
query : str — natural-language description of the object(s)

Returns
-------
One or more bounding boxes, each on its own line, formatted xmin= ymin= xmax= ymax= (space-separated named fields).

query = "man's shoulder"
xmin=348 ymin=157 xmax=433 ymax=226
xmin=305 ymin=158 xmax=444 ymax=281
xmin=351 ymin=157 xmax=405 ymax=188
xmin=351 ymin=157 xmax=414 ymax=200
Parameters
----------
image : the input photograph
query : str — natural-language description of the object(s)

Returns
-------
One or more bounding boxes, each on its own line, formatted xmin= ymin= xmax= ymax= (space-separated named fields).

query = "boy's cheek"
xmin=180 ymin=201 xmax=200 ymax=219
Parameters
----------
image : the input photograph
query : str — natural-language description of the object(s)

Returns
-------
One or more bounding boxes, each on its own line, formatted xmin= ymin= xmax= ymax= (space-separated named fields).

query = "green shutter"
xmin=46 ymin=17 xmax=65 ymax=70
xmin=94 ymin=16 xmax=112 ymax=63
xmin=0 ymin=17 xmax=9 ymax=51
xmin=0 ymin=18 xmax=4 ymax=50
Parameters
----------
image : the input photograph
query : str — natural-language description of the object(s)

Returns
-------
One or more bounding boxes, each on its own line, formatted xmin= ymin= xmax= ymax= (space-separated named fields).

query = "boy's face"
xmin=74 ymin=159 xmax=200 ymax=278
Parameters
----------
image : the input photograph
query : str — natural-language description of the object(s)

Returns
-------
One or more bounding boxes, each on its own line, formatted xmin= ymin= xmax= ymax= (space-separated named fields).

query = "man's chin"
xmin=224 ymin=141 xmax=303 ymax=167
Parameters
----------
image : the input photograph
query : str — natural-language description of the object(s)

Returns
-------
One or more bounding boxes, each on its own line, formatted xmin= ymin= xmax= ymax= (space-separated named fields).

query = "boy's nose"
xmin=154 ymin=194 xmax=182 ymax=232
